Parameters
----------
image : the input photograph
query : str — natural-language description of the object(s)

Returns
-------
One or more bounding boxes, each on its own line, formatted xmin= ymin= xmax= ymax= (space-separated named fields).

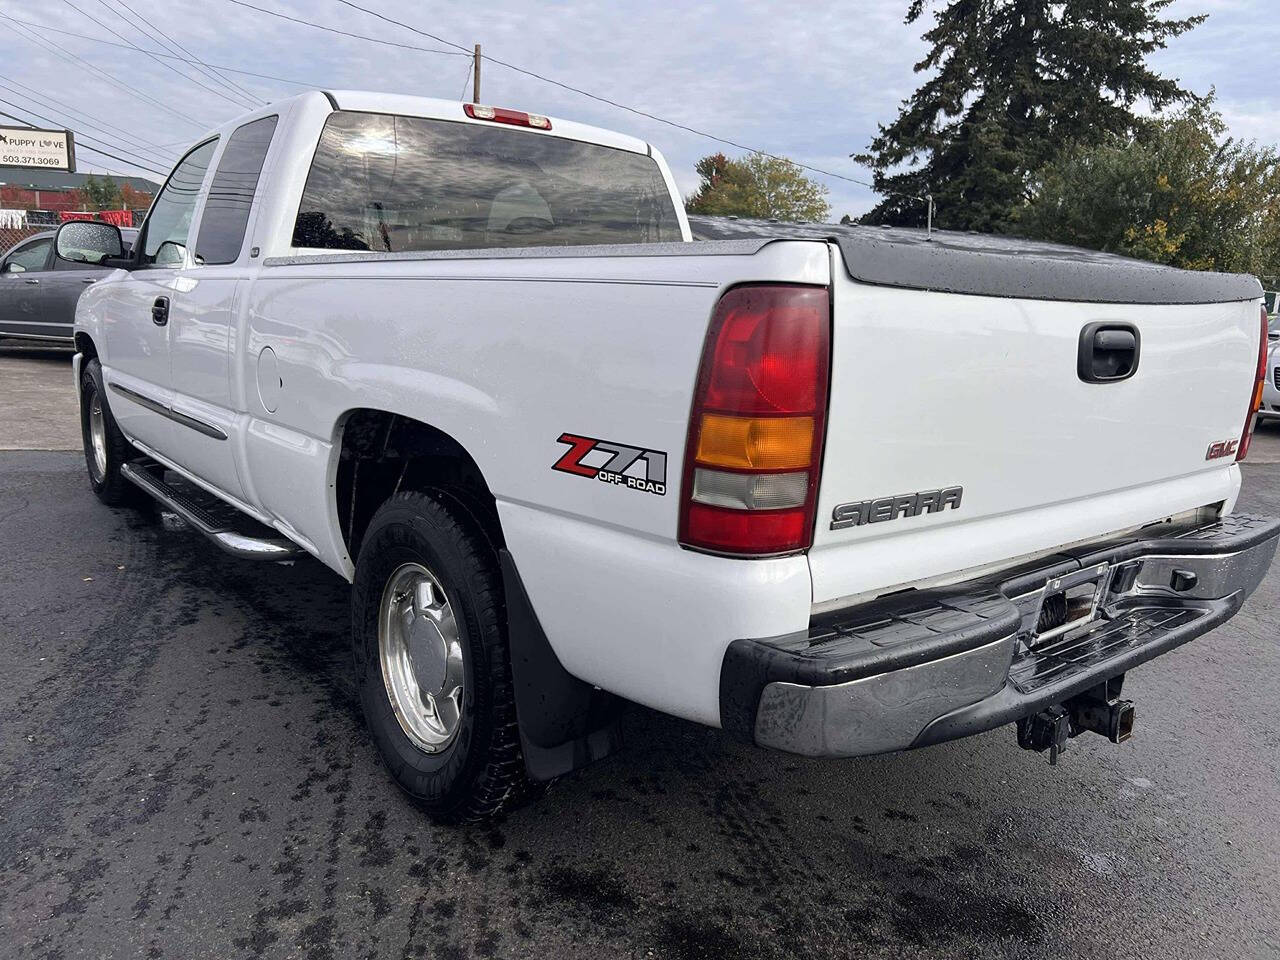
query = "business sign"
xmin=0 ymin=126 xmax=75 ymax=172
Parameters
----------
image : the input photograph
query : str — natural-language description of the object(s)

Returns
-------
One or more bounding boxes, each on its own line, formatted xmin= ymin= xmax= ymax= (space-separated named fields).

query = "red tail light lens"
xmin=1237 ymin=304 xmax=1269 ymax=461
xmin=679 ymin=285 xmax=830 ymax=556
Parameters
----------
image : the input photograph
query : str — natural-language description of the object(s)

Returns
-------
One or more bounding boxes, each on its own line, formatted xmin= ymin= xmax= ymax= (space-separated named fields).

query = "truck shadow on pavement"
xmin=5 ymin=452 xmax=1275 ymax=960
xmin=165 ymin=535 xmax=1047 ymax=960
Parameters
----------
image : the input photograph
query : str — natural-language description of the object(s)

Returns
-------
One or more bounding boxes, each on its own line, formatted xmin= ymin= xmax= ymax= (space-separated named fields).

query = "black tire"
xmin=351 ymin=490 xmax=531 ymax=823
xmin=79 ymin=357 xmax=139 ymax=506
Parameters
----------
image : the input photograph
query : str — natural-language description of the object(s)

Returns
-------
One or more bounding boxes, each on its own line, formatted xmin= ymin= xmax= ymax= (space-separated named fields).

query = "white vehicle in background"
xmin=55 ymin=90 xmax=1279 ymax=822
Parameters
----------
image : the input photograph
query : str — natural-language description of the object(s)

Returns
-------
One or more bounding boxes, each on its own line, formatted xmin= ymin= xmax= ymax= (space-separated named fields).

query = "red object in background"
xmin=56 ymin=210 xmax=134 ymax=226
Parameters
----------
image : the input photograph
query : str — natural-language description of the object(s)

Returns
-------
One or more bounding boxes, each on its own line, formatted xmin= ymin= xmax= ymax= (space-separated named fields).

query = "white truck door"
xmin=100 ymin=139 xmax=218 ymax=454
xmin=165 ymin=116 xmax=280 ymax=501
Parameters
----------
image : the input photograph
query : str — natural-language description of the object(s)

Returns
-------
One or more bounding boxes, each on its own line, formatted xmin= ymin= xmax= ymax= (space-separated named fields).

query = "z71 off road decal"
xmin=553 ymin=433 xmax=667 ymax=495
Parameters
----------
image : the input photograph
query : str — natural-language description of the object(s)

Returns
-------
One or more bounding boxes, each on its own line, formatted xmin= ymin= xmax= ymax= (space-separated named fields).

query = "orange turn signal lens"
xmin=695 ymin=414 xmax=814 ymax=470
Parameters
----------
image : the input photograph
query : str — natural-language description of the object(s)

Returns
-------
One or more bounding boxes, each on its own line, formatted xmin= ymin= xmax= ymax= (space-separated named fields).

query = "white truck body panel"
xmin=810 ymin=274 xmax=1255 ymax=606
xmin=71 ymin=89 xmax=1268 ymax=735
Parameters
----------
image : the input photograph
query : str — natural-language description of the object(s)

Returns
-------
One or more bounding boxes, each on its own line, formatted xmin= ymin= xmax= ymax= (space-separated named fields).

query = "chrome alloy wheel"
xmin=88 ymin=392 xmax=108 ymax=480
xmin=378 ymin=562 xmax=465 ymax=753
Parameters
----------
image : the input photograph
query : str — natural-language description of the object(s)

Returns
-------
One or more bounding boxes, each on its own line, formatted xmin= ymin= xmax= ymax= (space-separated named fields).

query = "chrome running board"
xmin=121 ymin=459 xmax=302 ymax=561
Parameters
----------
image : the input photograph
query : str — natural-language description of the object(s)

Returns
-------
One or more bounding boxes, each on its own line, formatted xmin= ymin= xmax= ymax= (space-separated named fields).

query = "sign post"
xmin=0 ymin=126 xmax=76 ymax=172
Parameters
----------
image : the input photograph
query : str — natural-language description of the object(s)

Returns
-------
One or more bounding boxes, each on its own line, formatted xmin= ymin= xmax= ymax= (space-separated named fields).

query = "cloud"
xmin=4 ymin=0 xmax=1277 ymax=216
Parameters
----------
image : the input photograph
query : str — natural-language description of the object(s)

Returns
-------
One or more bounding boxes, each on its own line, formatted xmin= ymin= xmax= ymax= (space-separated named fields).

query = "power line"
xmin=0 ymin=107 xmax=168 ymax=177
xmin=4 ymin=16 xmax=327 ymax=89
xmin=60 ymin=0 xmax=257 ymax=110
xmin=7 ymin=18 xmax=210 ymax=129
xmin=0 ymin=96 xmax=171 ymax=174
xmin=0 ymin=70 xmax=178 ymax=154
xmin=103 ymin=0 xmax=263 ymax=107
xmin=312 ymin=0 xmax=889 ymax=191
xmin=222 ymin=0 xmax=467 ymax=59
xmin=459 ymin=55 xmax=474 ymax=103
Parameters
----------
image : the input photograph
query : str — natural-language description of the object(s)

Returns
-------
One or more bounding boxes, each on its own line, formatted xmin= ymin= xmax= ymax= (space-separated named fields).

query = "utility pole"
xmin=472 ymin=44 xmax=481 ymax=103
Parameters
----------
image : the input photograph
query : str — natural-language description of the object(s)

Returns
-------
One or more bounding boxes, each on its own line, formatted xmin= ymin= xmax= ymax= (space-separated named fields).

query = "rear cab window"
xmin=292 ymin=110 xmax=682 ymax=253
xmin=196 ymin=115 xmax=279 ymax=265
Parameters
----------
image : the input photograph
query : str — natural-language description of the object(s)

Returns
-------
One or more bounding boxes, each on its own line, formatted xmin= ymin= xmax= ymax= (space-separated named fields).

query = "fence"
xmin=0 ymin=224 xmax=48 ymax=253
xmin=1 ymin=209 xmax=136 ymax=258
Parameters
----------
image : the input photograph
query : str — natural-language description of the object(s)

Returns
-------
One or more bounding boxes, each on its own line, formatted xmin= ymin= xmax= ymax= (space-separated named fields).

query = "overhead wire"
xmin=262 ymin=0 xmax=893 ymax=194
xmin=222 ymin=0 xmax=468 ymax=59
xmin=0 ymin=96 xmax=172 ymax=174
xmin=7 ymin=18 xmax=210 ymax=129
xmin=0 ymin=71 xmax=178 ymax=154
xmin=59 ymin=0 xmax=258 ymax=110
xmin=3 ymin=16 xmax=327 ymax=89
xmin=101 ymin=0 xmax=263 ymax=106
xmin=0 ymin=106 xmax=169 ymax=177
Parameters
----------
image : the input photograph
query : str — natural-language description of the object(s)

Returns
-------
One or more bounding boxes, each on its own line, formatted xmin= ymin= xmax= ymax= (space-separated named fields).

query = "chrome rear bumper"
xmin=719 ymin=514 xmax=1279 ymax=757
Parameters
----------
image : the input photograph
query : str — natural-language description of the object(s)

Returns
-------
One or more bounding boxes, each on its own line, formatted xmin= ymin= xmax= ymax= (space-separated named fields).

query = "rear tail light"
xmin=678 ymin=284 xmax=831 ymax=556
xmin=1237 ymin=304 xmax=1269 ymax=461
xmin=463 ymin=103 xmax=551 ymax=130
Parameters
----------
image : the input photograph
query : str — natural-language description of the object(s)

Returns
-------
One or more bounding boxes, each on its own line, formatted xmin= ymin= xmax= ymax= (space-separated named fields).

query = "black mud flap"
xmin=499 ymin=549 xmax=624 ymax=781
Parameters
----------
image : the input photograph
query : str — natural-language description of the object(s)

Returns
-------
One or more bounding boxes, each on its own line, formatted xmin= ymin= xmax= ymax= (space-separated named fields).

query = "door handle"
xmin=23 ymin=278 xmax=39 ymax=285
xmin=81 ymin=278 xmax=97 ymax=284
xmin=151 ymin=296 xmax=170 ymax=326
xmin=1078 ymin=322 xmax=1140 ymax=383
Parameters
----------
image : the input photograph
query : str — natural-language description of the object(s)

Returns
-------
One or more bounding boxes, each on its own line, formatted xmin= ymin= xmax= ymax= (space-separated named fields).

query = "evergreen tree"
xmin=856 ymin=0 xmax=1205 ymax=231
xmin=81 ymin=174 xmax=123 ymax=211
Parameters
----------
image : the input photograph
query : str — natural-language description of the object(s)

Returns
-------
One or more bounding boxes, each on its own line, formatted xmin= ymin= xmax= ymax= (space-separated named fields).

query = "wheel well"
xmin=74 ymin=332 xmax=97 ymax=359
xmin=336 ymin=410 xmax=503 ymax=563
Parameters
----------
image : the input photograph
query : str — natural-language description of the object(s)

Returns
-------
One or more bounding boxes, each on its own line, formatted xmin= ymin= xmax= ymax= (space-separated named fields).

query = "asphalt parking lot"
xmin=1 ymin=346 xmax=1278 ymax=960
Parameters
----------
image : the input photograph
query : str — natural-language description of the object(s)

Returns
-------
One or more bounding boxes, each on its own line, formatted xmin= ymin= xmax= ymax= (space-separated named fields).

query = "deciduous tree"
xmin=1018 ymin=101 xmax=1280 ymax=278
xmin=685 ymin=152 xmax=830 ymax=222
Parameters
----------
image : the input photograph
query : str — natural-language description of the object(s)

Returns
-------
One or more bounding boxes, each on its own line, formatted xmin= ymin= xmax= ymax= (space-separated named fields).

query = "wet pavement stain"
xmin=3 ymin=451 xmax=1280 ymax=959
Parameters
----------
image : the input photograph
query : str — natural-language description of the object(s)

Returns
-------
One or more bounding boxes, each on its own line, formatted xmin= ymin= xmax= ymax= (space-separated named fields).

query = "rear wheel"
xmin=351 ymin=490 xmax=531 ymax=822
xmin=79 ymin=358 xmax=138 ymax=506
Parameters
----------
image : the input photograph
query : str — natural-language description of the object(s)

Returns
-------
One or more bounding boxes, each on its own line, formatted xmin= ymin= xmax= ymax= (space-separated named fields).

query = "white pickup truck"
xmin=59 ymin=90 xmax=1278 ymax=822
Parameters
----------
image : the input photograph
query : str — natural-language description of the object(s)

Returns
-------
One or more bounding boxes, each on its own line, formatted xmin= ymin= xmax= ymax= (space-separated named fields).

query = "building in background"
xmin=0 ymin=170 xmax=161 ymax=252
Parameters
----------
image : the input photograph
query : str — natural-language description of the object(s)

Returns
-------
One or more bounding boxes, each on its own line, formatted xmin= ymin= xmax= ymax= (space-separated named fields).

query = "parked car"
xmin=1258 ymin=340 xmax=1280 ymax=422
xmin=58 ymin=91 xmax=1278 ymax=822
xmin=0 ymin=227 xmax=138 ymax=344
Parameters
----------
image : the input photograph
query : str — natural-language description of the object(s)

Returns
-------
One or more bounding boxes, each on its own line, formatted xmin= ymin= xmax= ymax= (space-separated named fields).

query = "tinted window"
xmin=196 ymin=116 xmax=278 ymax=265
xmin=3 ymin=238 xmax=52 ymax=273
xmin=142 ymin=139 xmax=217 ymax=267
xmin=293 ymin=111 xmax=681 ymax=252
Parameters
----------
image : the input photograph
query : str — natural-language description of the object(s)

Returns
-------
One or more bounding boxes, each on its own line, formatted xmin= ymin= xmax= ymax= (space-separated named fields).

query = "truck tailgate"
xmin=809 ymin=270 xmax=1261 ymax=606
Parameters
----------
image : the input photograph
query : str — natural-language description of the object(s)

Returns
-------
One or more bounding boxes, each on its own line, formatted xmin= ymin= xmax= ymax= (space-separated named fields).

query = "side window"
xmin=140 ymin=139 xmax=218 ymax=268
xmin=2 ymin=238 xmax=53 ymax=274
xmin=195 ymin=116 xmax=278 ymax=265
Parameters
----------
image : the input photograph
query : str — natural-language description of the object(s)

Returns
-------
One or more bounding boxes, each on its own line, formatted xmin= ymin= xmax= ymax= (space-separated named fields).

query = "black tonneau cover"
xmin=688 ymin=215 xmax=1262 ymax=305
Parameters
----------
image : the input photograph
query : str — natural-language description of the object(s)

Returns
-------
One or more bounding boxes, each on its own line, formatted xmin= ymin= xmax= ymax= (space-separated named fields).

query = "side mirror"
xmin=55 ymin=221 xmax=126 ymax=267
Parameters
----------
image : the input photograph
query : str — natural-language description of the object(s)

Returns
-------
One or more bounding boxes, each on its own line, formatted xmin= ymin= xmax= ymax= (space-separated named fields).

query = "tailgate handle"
xmin=1078 ymin=322 xmax=1140 ymax=383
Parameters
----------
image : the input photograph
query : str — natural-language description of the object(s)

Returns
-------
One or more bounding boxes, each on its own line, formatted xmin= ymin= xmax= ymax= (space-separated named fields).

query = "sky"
xmin=2 ymin=0 xmax=1279 ymax=219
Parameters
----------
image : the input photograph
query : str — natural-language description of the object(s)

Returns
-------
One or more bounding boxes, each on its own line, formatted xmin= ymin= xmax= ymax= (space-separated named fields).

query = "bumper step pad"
xmin=1009 ymin=605 xmax=1203 ymax=694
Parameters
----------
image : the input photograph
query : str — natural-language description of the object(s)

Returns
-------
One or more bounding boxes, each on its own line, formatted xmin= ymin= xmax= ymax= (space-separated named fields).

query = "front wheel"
xmin=351 ymin=490 xmax=531 ymax=822
xmin=79 ymin=358 xmax=138 ymax=506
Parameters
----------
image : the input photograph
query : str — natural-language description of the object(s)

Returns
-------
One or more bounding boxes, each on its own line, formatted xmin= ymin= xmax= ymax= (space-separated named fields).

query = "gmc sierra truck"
xmin=58 ymin=90 xmax=1279 ymax=822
